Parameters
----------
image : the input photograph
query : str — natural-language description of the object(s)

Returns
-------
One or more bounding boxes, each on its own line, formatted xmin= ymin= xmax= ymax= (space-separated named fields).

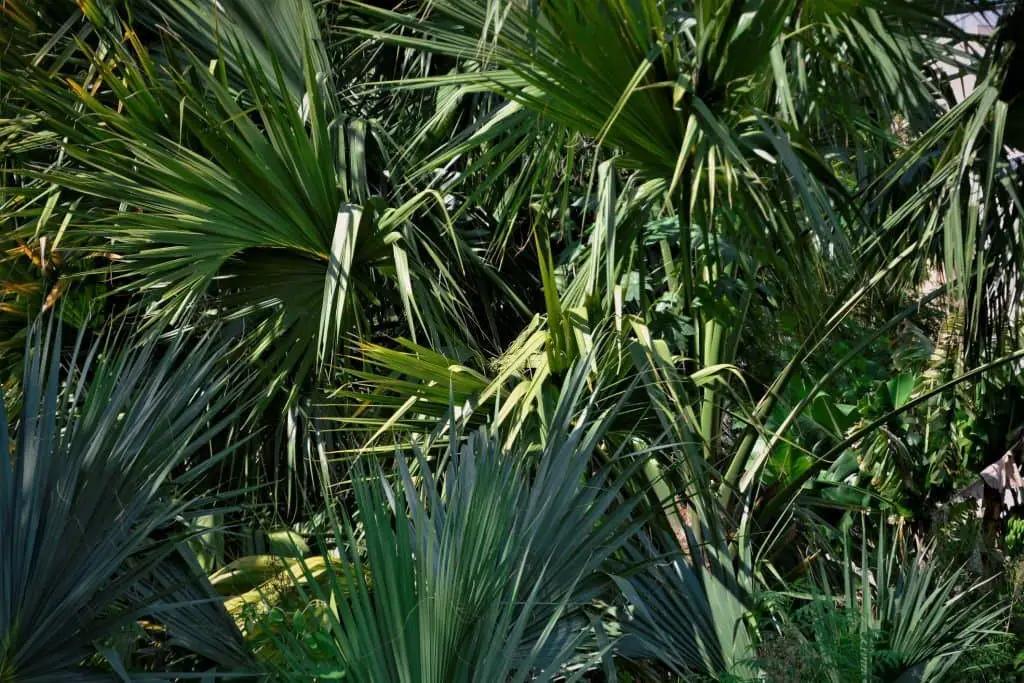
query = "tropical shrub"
xmin=0 ymin=0 xmax=1022 ymax=680
xmin=0 ymin=322 xmax=255 ymax=680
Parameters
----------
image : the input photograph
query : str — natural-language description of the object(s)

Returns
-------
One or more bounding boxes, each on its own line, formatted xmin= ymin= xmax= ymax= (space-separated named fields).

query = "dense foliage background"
xmin=2 ymin=0 xmax=1024 ymax=680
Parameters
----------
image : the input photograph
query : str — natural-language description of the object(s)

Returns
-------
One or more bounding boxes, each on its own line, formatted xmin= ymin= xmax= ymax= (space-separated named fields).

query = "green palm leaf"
xmin=0 ymin=319 xmax=253 ymax=680
xmin=271 ymin=359 xmax=643 ymax=681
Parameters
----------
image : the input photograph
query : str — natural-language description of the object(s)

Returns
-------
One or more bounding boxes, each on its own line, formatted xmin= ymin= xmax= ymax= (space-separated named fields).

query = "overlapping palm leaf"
xmin=796 ymin=521 xmax=1008 ymax=681
xmin=4 ymin=12 xmax=479 ymax=402
xmin=0 ymin=320 xmax=253 ymax=680
xmin=271 ymin=360 xmax=643 ymax=681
